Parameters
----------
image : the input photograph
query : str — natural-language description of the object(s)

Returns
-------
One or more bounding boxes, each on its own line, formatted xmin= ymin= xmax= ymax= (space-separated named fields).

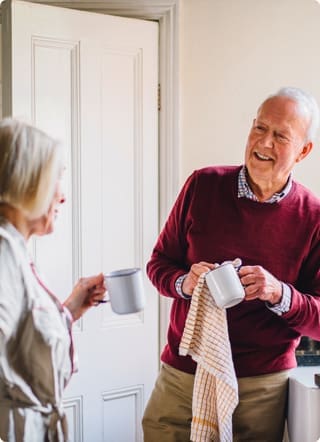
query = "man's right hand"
xmin=182 ymin=261 xmax=216 ymax=296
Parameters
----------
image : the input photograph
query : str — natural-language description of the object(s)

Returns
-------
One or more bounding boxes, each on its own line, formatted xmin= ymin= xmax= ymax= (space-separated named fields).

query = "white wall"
xmin=180 ymin=0 xmax=320 ymax=196
xmin=2 ymin=1 xmax=320 ymax=195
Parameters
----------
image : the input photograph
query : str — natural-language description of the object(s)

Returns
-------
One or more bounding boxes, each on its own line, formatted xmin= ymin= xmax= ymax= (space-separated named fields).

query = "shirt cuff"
xmin=266 ymin=283 xmax=292 ymax=316
xmin=175 ymin=274 xmax=191 ymax=299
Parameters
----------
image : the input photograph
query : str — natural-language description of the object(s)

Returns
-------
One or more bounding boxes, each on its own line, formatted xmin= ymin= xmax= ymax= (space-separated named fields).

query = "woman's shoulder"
xmin=0 ymin=232 xmax=22 ymax=279
xmin=0 ymin=223 xmax=28 ymax=277
xmin=0 ymin=225 xmax=27 ymax=338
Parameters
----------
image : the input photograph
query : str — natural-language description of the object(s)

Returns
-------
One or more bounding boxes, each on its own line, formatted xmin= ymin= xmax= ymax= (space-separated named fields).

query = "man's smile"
xmin=254 ymin=151 xmax=273 ymax=161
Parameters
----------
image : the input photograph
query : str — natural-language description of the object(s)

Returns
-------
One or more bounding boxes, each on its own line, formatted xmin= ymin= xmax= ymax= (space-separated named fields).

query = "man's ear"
xmin=296 ymin=142 xmax=313 ymax=163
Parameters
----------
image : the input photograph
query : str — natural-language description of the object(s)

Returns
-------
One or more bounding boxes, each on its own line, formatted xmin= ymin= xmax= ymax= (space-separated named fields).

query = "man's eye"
xmin=255 ymin=125 xmax=265 ymax=132
xmin=276 ymin=133 xmax=288 ymax=141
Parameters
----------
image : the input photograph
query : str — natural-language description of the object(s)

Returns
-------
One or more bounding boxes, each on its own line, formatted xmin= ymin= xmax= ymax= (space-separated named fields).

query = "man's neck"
xmin=246 ymin=174 xmax=289 ymax=202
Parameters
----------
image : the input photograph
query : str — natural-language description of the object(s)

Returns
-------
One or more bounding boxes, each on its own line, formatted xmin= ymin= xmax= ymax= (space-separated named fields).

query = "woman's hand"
xmin=182 ymin=261 xmax=216 ymax=296
xmin=63 ymin=273 xmax=106 ymax=321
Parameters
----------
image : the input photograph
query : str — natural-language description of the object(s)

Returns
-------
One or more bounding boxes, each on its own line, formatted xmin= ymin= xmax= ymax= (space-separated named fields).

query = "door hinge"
xmin=158 ymin=83 xmax=161 ymax=111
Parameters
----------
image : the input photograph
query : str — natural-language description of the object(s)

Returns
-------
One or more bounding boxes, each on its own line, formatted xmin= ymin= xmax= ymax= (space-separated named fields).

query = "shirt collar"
xmin=237 ymin=165 xmax=292 ymax=203
xmin=0 ymin=216 xmax=28 ymax=246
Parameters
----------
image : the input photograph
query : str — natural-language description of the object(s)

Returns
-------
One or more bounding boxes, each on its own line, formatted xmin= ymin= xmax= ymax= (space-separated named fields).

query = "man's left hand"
xmin=238 ymin=265 xmax=282 ymax=305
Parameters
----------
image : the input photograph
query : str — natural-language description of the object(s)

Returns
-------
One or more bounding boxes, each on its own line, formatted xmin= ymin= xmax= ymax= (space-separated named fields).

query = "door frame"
xmin=1 ymin=0 xmax=179 ymax=353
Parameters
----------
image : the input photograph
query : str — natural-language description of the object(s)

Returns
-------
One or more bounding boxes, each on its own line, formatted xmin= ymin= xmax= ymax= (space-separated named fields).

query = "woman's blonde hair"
xmin=0 ymin=118 xmax=64 ymax=218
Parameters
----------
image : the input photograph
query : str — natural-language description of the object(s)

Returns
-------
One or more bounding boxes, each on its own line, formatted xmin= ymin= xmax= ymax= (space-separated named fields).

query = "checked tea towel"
xmin=179 ymin=273 xmax=238 ymax=442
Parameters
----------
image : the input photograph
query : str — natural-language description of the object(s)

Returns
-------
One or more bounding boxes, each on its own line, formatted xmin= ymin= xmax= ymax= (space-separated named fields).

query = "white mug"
xmin=104 ymin=268 xmax=145 ymax=314
xmin=205 ymin=262 xmax=245 ymax=309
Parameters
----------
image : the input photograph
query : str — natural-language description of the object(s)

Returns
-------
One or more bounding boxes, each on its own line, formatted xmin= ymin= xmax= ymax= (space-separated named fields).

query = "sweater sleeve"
xmin=282 ymin=229 xmax=320 ymax=340
xmin=146 ymin=171 xmax=197 ymax=299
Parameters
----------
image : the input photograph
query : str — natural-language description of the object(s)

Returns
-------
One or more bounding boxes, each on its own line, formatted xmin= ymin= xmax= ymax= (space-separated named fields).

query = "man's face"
xmin=245 ymin=96 xmax=312 ymax=188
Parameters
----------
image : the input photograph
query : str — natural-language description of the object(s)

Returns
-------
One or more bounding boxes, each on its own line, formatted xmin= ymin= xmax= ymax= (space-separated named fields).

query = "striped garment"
xmin=179 ymin=274 xmax=238 ymax=442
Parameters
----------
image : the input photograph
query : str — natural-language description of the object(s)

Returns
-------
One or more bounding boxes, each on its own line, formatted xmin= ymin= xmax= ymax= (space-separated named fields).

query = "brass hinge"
xmin=158 ymin=83 xmax=161 ymax=111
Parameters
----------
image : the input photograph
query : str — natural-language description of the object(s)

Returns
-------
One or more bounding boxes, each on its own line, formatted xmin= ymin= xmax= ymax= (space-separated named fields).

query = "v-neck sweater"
xmin=147 ymin=166 xmax=320 ymax=377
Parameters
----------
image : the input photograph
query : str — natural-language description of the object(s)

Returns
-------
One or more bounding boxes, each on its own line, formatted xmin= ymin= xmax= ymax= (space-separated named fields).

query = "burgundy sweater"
xmin=147 ymin=166 xmax=320 ymax=377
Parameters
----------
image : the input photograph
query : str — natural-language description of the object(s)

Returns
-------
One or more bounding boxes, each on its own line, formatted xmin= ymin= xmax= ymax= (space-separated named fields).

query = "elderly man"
xmin=142 ymin=87 xmax=320 ymax=441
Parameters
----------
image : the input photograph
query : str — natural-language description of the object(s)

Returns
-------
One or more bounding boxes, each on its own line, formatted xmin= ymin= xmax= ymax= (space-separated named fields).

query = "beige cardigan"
xmin=0 ymin=220 xmax=73 ymax=442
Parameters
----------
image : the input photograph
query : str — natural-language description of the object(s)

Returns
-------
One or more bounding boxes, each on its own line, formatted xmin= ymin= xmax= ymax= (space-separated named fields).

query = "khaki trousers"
xmin=142 ymin=363 xmax=289 ymax=442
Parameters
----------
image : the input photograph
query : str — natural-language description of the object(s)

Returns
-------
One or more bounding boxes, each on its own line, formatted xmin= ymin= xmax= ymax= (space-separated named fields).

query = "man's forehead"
xmin=258 ymin=99 xmax=306 ymax=124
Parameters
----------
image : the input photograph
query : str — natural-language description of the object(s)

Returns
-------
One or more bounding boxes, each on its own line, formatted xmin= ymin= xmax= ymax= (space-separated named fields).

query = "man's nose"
xmin=260 ymin=131 xmax=274 ymax=148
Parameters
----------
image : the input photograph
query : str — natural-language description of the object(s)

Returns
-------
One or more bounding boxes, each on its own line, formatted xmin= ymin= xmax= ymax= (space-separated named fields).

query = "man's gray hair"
xmin=269 ymin=87 xmax=320 ymax=143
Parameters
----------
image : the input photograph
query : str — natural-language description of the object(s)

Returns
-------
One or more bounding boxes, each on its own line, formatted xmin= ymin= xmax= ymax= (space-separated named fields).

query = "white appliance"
xmin=288 ymin=367 xmax=320 ymax=442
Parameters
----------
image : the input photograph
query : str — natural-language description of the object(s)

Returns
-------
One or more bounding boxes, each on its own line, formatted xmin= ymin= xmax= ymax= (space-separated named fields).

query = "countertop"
xmin=289 ymin=365 xmax=320 ymax=388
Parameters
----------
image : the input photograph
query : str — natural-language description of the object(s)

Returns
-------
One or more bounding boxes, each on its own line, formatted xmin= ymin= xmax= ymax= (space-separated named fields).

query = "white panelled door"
xmin=1 ymin=1 xmax=159 ymax=441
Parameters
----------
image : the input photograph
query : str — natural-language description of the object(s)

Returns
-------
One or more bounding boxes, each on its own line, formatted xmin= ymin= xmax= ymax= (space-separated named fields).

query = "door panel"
xmin=1 ymin=1 xmax=159 ymax=440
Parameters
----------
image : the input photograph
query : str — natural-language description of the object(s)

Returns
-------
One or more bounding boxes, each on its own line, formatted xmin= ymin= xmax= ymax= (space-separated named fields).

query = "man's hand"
xmin=238 ymin=265 xmax=282 ymax=305
xmin=182 ymin=261 xmax=216 ymax=296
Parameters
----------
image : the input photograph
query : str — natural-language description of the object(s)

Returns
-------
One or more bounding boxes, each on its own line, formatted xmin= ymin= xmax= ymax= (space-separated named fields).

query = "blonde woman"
xmin=0 ymin=118 xmax=105 ymax=441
